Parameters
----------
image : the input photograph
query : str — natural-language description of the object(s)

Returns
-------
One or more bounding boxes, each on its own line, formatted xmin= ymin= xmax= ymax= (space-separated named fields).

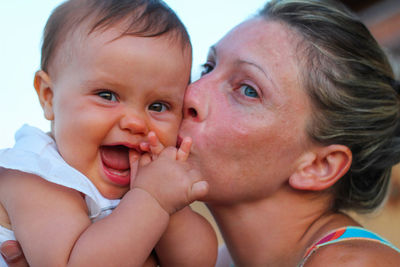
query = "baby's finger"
xmin=0 ymin=240 xmax=28 ymax=267
xmin=188 ymin=181 xmax=209 ymax=202
xmin=129 ymin=150 xmax=140 ymax=183
xmin=177 ymin=137 xmax=192 ymax=161
xmin=140 ymin=142 xmax=150 ymax=152
xmin=139 ymin=153 xmax=152 ymax=167
xmin=148 ymin=132 xmax=164 ymax=159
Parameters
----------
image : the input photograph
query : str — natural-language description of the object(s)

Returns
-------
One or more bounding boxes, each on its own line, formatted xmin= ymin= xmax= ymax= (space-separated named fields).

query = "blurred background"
xmin=0 ymin=0 xmax=399 ymax=247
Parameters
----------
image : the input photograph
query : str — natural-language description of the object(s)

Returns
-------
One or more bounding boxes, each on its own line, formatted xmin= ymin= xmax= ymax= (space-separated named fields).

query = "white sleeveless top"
xmin=0 ymin=125 xmax=120 ymax=266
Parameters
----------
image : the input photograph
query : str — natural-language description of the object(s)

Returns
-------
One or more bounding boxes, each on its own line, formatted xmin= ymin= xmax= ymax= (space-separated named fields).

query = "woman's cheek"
xmin=211 ymin=122 xmax=253 ymax=156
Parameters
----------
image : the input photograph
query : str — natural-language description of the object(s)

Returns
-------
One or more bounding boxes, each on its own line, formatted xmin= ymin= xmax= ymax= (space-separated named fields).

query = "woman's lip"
xmin=176 ymin=136 xmax=183 ymax=148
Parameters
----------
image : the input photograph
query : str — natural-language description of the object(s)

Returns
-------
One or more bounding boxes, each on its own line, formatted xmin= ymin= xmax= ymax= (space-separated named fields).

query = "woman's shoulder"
xmin=305 ymin=238 xmax=400 ymax=266
xmin=303 ymin=226 xmax=400 ymax=267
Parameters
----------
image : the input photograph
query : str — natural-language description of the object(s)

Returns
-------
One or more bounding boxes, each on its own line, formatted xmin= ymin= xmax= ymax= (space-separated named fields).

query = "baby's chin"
xmin=98 ymin=183 xmax=130 ymax=200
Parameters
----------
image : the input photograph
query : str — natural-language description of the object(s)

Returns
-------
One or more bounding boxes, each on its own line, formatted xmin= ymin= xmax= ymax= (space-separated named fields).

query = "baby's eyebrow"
xmin=81 ymin=78 xmax=120 ymax=89
xmin=81 ymin=80 xmax=106 ymax=90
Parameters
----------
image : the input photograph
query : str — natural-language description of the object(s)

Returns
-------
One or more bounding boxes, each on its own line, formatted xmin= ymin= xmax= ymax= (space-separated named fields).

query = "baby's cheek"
xmin=155 ymin=128 xmax=179 ymax=147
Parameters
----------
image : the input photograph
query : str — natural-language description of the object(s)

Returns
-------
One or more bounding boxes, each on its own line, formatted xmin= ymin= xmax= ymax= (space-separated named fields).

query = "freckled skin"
xmin=180 ymin=19 xmax=312 ymax=204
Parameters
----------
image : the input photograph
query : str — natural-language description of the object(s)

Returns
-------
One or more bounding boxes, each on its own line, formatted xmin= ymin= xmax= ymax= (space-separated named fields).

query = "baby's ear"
xmin=289 ymin=145 xmax=352 ymax=191
xmin=34 ymin=70 xmax=54 ymax=121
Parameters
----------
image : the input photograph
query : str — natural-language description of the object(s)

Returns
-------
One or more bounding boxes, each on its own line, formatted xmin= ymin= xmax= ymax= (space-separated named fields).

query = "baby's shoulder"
xmin=0 ymin=168 xmax=31 ymax=188
xmin=0 ymin=168 xmax=83 ymax=204
xmin=0 ymin=168 xmax=47 ymax=190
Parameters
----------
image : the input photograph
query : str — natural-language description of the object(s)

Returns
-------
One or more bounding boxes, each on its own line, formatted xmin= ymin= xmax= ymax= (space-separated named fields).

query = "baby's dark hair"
xmin=41 ymin=0 xmax=190 ymax=72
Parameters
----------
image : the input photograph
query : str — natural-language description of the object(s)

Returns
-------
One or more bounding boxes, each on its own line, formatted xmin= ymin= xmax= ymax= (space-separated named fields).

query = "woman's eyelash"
xmin=239 ymin=84 xmax=259 ymax=98
xmin=201 ymin=63 xmax=214 ymax=76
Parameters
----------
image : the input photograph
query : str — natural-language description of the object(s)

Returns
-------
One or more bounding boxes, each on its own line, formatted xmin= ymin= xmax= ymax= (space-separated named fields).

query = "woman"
xmin=2 ymin=0 xmax=400 ymax=266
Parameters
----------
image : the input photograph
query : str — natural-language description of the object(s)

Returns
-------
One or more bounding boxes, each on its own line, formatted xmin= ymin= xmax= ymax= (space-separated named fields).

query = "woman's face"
xmin=179 ymin=19 xmax=314 ymax=204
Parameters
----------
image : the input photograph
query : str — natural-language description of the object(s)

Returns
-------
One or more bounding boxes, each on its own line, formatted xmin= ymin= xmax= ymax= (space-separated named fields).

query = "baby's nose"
xmin=119 ymin=109 xmax=147 ymax=135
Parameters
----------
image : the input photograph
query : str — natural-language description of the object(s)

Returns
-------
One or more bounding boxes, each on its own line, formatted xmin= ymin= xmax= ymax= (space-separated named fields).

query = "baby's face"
xmin=37 ymin=25 xmax=192 ymax=199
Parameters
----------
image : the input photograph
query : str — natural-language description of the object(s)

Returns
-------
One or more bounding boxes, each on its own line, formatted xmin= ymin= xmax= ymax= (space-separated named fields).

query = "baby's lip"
xmin=99 ymin=144 xmax=144 ymax=187
xmin=100 ymin=143 xmax=143 ymax=167
xmin=105 ymin=142 xmax=142 ymax=151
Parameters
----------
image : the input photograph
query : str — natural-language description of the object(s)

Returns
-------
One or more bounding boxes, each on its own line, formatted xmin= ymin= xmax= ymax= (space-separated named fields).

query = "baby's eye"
xmin=201 ymin=62 xmax=214 ymax=76
xmin=239 ymin=85 xmax=259 ymax=98
xmin=97 ymin=91 xmax=118 ymax=102
xmin=148 ymin=102 xmax=169 ymax=112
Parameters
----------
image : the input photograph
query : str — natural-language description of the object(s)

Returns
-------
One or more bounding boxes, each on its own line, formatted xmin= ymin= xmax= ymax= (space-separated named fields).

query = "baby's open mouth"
xmin=101 ymin=145 xmax=130 ymax=171
xmin=100 ymin=145 xmax=131 ymax=186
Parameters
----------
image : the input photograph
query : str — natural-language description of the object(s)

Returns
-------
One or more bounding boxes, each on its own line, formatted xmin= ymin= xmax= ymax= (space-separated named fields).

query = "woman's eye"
xmin=239 ymin=85 xmax=259 ymax=98
xmin=149 ymin=102 xmax=169 ymax=112
xmin=201 ymin=63 xmax=214 ymax=76
xmin=97 ymin=91 xmax=118 ymax=102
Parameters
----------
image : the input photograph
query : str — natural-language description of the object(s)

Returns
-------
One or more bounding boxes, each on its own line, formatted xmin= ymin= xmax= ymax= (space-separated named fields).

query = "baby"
xmin=0 ymin=0 xmax=217 ymax=266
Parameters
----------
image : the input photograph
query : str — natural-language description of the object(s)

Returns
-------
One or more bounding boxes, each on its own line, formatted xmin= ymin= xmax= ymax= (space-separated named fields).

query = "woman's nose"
xmin=183 ymin=80 xmax=209 ymax=122
xmin=119 ymin=109 xmax=147 ymax=135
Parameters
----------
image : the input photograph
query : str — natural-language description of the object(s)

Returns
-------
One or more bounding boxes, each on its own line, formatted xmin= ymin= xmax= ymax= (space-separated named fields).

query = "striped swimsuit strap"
xmin=301 ymin=226 xmax=400 ymax=265
xmin=230 ymin=226 xmax=400 ymax=267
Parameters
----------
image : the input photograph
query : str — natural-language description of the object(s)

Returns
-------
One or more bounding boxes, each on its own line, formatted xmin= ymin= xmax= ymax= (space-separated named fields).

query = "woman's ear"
xmin=34 ymin=70 xmax=54 ymax=121
xmin=289 ymin=145 xmax=352 ymax=191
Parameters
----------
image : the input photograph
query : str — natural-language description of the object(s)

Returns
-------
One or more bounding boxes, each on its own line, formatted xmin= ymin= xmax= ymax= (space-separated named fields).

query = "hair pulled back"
xmin=259 ymin=0 xmax=400 ymax=212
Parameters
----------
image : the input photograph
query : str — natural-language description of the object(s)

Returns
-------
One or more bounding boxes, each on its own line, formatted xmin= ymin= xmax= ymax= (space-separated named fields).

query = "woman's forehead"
xmin=214 ymin=18 xmax=303 ymax=93
xmin=202 ymin=18 xmax=310 ymax=127
xmin=212 ymin=19 xmax=301 ymax=73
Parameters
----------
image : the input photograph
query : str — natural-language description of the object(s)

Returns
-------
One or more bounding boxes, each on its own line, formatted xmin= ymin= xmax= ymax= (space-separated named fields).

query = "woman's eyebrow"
xmin=211 ymin=45 xmax=267 ymax=78
xmin=235 ymin=59 xmax=276 ymax=88
xmin=212 ymin=44 xmax=277 ymax=90
xmin=236 ymin=60 xmax=268 ymax=78
xmin=208 ymin=45 xmax=217 ymax=57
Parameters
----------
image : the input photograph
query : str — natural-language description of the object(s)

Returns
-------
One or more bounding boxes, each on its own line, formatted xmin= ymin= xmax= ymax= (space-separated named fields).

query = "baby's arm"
xmin=0 ymin=168 xmax=169 ymax=266
xmin=156 ymin=207 xmax=218 ymax=267
xmin=144 ymin=133 xmax=218 ymax=267
xmin=0 ymin=238 xmax=158 ymax=267
xmin=0 ymin=142 xmax=207 ymax=266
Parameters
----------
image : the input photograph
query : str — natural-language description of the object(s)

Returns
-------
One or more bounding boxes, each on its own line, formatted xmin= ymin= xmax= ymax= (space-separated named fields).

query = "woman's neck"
xmin=207 ymin=187 xmax=356 ymax=267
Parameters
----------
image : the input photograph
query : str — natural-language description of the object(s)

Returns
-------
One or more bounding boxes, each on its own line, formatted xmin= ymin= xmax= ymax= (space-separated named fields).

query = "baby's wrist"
xmin=129 ymin=187 xmax=171 ymax=216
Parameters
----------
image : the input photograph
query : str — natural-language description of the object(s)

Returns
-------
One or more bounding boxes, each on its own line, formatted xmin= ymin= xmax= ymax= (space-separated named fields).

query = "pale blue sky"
xmin=0 ymin=0 xmax=267 ymax=148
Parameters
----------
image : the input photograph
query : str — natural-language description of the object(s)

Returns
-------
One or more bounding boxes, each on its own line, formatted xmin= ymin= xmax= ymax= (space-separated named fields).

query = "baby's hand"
xmin=128 ymin=132 xmax=174 ymax=186
xmin=140 ymin=132 xmax=191 ymax=161
xmin=131 ymin=133 xmax=208 ymax=214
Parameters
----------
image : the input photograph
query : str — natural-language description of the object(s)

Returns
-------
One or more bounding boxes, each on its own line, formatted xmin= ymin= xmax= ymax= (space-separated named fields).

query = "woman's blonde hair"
xmin=259 ymin=0 xmax=400 ymax=212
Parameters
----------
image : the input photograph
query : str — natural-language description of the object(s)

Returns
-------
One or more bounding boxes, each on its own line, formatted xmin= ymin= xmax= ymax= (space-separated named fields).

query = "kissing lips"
xmin=100 ymin=145 xmax=131 ymax=186
xmin=176 ymin=136 xmax=183 ymax=148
